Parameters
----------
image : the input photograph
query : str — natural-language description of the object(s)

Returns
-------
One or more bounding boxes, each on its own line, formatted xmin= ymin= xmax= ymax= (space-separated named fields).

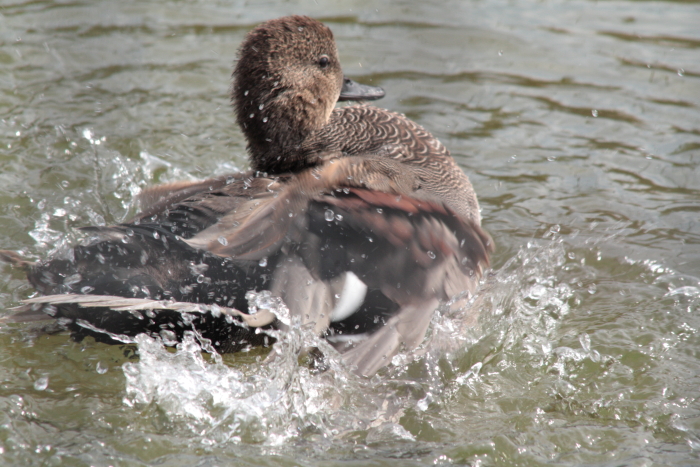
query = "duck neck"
xmin=237 ymin=82 xmax=338 ymax=174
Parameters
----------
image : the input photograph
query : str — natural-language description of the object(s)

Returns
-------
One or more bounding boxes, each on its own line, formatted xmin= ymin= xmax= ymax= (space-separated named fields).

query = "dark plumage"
xmin=1 ymin=16 xmax=493 ymax=376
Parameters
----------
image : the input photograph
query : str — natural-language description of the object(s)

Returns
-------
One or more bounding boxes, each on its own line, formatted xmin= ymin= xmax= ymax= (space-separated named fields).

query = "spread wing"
xmin=3 ymin=155 xmax=492 ymax=376
xmin=184 ymin=156 xmax=493 ymax=375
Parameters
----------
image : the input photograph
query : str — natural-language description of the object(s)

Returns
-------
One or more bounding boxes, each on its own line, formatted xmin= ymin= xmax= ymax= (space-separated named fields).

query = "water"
xmin=1 ymin=0 xmax=699 ymax=465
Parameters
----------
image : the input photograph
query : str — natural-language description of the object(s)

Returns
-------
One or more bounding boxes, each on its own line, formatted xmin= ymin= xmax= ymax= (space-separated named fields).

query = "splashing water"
xmin=120 ymin=292 xmax=361 ymax=446
xmin=116 ymin=234 xmax=583 ymax=448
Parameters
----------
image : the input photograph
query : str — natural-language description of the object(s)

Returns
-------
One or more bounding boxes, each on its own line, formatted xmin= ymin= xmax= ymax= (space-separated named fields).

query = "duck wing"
xmin=12 ymin=294 xmax=276 ymax=328
xmin=185 ymin=155 xmax=423 ymax=258
xmin=131 ymin=172 xmax=288 ymax=239
xmin=5 ymin=156 xmax=491 ymax=375
xmin=185 ymin=156 xmax=493 ymax=375
xmin=132 ymin=175 xmax=234 ymax=222
xmin=303 ymin=186 xmax=492 ymax=376
xmin=5 ymin=219 xmax=277 ymax=351
xmin=8 ymin=292 xmax=274 ymax=353
xmin=339 ymin=297 xmax=439 ymax=376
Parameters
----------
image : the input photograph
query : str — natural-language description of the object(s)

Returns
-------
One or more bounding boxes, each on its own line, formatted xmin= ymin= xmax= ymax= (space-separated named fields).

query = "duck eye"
xmin=318 ymin=55 xmax=330 ymax=68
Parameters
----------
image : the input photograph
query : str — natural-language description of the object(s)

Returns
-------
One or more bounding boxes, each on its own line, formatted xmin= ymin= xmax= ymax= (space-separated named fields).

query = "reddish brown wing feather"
xmin=347 ymin=188 xmax=451 ymax=215
xmin=320 ymin=188 xmax=492 ymax=271
xmin=313 ymin=190 xmax=492 ymax=377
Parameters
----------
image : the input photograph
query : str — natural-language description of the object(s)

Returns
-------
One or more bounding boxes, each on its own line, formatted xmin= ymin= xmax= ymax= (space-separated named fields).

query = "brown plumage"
xmin=1 ymin=16 xmax=492 ymax=377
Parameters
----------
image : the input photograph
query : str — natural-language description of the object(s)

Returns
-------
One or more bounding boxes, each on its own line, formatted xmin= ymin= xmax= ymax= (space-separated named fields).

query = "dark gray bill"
xmin=338 ymin=77 xmax=385 ymax=101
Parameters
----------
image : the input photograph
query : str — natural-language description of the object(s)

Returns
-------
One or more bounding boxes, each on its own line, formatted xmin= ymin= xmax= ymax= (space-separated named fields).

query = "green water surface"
xmin=1 ymin=0 xmax=699 ymax=465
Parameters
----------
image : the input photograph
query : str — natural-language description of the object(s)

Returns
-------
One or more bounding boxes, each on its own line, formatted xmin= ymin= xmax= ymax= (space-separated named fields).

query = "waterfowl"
xmin=1 ymin=16 xmax=492 ymax=376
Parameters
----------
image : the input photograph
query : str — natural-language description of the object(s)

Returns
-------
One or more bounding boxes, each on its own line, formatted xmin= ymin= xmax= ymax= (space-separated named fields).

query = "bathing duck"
xmin=1 ymin=16 xmax=492 ymax=376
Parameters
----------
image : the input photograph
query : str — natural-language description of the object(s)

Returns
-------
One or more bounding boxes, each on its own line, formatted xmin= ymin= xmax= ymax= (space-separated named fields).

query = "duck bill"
xmin=338 ymin=77 xmax=385 ymax=101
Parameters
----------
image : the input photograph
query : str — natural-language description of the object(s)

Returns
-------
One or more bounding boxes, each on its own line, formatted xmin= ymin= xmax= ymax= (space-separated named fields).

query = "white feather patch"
xmin=330 ymin=272 xmax=368 ymax=322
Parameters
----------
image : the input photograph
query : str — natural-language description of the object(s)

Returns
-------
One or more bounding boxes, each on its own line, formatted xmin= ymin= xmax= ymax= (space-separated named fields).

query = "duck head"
xmin=232 ymin=15 xmax=384 ymax=173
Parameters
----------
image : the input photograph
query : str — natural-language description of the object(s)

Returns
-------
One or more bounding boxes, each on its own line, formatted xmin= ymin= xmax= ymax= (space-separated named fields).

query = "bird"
xmin=1 ymin=15 xmax=492 ymax=377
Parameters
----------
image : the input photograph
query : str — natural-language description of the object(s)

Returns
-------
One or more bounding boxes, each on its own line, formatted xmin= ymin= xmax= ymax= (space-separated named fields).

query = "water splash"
xmin=116 ymin=233 xmax=589 ymax=447
xmin=120 ymin=292 xmax=359 ymax=446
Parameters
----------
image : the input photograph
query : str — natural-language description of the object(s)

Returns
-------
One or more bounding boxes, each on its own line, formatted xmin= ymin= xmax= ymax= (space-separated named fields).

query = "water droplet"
xmin=427 ymin=251 xmax=436 ymax=260
xmin=80 ymin=286 xmax=94 ymax=294
xmin=64 ymin=273 xmax=82 ymax=286
xmin=249 ymin=113 xmax=255 ymax=118
xmin=258 ymin=104 xmax=264 ymax=110
xmin=96 ymin=361 xmax=108 ymax=374
xmin=34 ymin=376 xmax=49 ymax=391
xmin=677 ymin=68 xmax=684 ymax=76
xmin=159 ymin=330 xmax=178 ymax=346
xmin=591 ymin=109 xmax=598 ymax=117
xmin=579 ymin=333 xmax=591 ymax=353
xmin=152 ymin=231 xmax=160 ymax=240
xmin=244 ymin=90 xmax=249 ymax=96
xmin=376 ymin=208 xmax=383 ymax=214
xmin=262 ymin=117 xmax=268 ymax=123
xmin=528 ymin=284 xmax=547 ymax=301
xmin=325 ymin=209 xmax=334 ymax=221
xmin=259 ymin=257 xmax=268 ymax=267
xmin=335 ymin=214 xmax=343 ymax=221
xmin=217 ymin=236 xmax=228 ymax=246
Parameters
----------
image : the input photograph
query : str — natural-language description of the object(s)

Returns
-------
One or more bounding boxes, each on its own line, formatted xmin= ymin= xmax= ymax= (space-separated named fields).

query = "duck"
xmin=1 ymin=15 xmax=493 ymax=377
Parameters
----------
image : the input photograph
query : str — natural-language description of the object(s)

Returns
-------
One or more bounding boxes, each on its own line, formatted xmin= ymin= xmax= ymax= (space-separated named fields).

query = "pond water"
xmin=1 ymin=0 xmax=699 ymax=465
